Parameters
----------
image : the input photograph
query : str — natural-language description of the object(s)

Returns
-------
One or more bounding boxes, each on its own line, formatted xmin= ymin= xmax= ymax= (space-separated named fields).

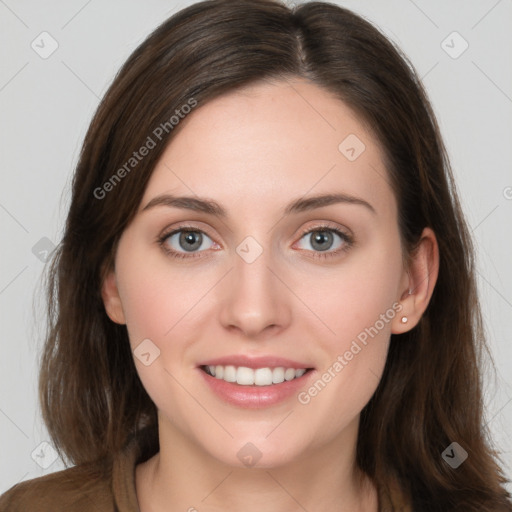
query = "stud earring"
xmin=401 ymin=316 xmax=408 ymax=324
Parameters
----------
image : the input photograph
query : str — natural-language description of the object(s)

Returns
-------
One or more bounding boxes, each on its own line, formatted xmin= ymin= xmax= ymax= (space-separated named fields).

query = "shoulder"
xmin=0 ymin=461 xmax=114 ymax=512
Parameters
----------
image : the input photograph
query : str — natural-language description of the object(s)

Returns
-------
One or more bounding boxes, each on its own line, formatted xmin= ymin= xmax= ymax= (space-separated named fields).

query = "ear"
xmin=391 ymin=227 xmax=439 ymax=334
xmin=101 ymin=269 xmax=126 ymax=325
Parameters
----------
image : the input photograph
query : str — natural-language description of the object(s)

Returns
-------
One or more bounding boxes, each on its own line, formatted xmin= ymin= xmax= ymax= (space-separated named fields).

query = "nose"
xmin=218 ymin=245 xmax=292 ymax=339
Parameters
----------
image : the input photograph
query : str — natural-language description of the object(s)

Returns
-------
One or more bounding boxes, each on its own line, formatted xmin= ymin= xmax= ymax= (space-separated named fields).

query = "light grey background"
xmin=1 ymin=0 xmax=511 ymax=496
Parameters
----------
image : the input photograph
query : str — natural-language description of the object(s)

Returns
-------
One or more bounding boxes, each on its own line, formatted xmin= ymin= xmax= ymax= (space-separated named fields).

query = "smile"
xmin=201 ymin=365 xmax=312 ymax=386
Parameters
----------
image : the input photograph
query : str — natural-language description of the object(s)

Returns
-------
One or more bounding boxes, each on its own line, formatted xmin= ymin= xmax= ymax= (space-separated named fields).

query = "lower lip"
xmin=197 ymin=368 xmax=315 ymax=409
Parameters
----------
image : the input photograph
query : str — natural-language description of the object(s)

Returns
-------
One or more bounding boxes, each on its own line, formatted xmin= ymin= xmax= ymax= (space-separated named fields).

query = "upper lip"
xmin=198 ymin=355 xmax=314 ymax=370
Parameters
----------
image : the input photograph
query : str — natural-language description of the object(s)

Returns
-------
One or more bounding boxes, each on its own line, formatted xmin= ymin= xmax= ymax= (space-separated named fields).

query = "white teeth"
xmin=223 ymin=365 xmax=237 ymax=382
xmin=272 ymin=367 xmax=285 ymax=384
xmin=254 ymin=368 xmax=273 ymax=386
xmin=236 ymin=366 xmax=255 ymax=385
xmin=284 ymin=368 xmax=296 ymax=381
xmin=204 ymin=365 xmax=309 ymax=386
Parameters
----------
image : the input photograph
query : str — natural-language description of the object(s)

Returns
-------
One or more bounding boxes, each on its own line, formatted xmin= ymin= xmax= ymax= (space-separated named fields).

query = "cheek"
xmin=115 ymin=235 xmax=208 ymax=347
xmin=114 ymin=243 xmax=220 ymax=409
xmin=318 ymin=238 xmax=403 ymax=341
xmin=114 ymin=249 xmax=205 ymax=417
xmin=301 ymin=239 xmax=403 ymax=421
xmin=118 ymin=268 xmax=173 ymax=347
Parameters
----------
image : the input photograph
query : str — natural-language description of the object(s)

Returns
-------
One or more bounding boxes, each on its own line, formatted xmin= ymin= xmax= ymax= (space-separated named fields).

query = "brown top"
xmin=0 ymin=435 xmax=412 ymax=511
xmin=0 ymin=435 xmax=144 ymax=512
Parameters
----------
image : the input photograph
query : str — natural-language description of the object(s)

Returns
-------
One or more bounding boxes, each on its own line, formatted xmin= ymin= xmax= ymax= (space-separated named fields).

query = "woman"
xmin=1 ymin=0 xmax=510 ymax=510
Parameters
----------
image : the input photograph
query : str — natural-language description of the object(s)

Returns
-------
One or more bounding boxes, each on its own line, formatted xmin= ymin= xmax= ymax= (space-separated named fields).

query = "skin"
xmin=102 ymin=78 xmax=439 ymax=512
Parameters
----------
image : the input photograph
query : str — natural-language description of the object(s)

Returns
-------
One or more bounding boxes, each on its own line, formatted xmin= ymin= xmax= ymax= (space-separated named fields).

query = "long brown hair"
xmin=39 ymin=0 xmax=512 ymax=510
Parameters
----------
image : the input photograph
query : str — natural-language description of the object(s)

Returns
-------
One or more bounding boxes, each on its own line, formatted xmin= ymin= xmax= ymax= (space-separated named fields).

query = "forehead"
xmin=140 ymin=78 xmax=396 ymax=221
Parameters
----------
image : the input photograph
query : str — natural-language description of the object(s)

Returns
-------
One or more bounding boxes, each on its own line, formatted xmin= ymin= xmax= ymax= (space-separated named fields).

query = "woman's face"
xmin=103 ymin=78 xmax=412 ymax=469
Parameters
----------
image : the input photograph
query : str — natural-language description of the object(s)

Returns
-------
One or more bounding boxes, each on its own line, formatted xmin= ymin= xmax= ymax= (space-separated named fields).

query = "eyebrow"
xmin=141 ymin=192 xmax=376 ymax=217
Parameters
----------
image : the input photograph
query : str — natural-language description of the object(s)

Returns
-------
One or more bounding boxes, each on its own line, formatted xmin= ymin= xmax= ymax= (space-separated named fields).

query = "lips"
xmin=196 ymin=354 xmax=316 ymax=408
xmin=197 ymin=355 xmax=313 ymax=370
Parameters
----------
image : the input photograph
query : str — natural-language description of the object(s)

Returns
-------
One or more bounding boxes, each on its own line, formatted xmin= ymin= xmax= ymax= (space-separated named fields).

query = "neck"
xmin=135 ymin=414 xmax=378 ymax=512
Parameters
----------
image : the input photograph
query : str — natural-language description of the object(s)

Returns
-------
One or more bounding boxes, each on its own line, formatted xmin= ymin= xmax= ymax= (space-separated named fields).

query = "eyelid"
xmin=296 ymin=220 xmax=353 ymax=239
xmin=293 ymin=222 xmax=354 ymax=257
xmin=158 ymin=220 xmax=351 ymax=242
xmin=158 ymin=221 xmax=216 ymax=241
xmin=157 ymin=222 xmax=219 ymax=254
xmin=157 ymin=220 xmax=354 ymax=260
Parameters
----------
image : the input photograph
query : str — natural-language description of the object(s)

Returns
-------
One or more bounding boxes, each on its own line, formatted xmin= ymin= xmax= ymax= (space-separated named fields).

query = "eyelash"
xmin=157 ymin=223 xmax=354 ymax=261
